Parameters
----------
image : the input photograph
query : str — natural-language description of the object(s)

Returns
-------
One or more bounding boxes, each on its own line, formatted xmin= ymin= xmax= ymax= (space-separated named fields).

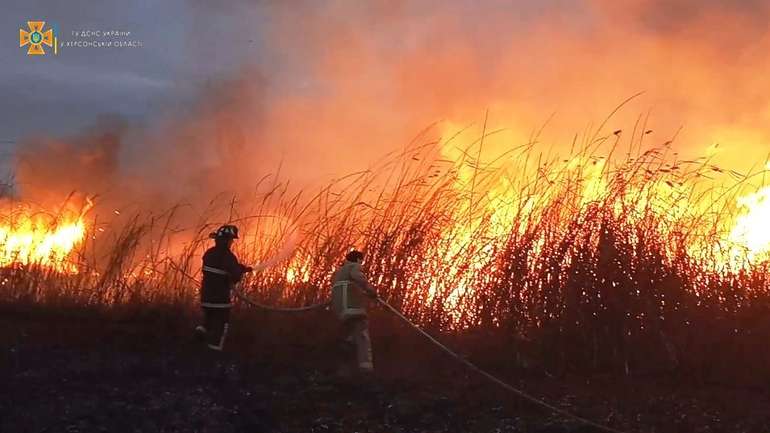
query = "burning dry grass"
xmin=2 ymin=126 xmax=770 ymax=376
xmin=0 ymin=194 xmax=91 ymax=274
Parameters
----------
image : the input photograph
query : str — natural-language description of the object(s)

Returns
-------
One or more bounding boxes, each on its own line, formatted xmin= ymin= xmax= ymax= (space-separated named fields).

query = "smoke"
xmin=244 ymin=0 xmax=770 ymax=172
xmin=16 ymin=114 xmax=125 ymax=206
xmin=14 ymin=0 xmax=770 ymax=216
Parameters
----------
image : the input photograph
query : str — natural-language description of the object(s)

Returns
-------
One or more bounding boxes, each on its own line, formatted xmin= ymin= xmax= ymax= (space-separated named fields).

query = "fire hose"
xmin=240 ymin=289 xmax=628 ymax=433
xmin=234 ymin=289 xmax=330 ymax=312
xmin=168 ymin=261 xmax=330 ymax=313
xmin=375 ymin=297 xmax=628 ymax=433
xmin=172 ymin=264 xmax=628 ymax=433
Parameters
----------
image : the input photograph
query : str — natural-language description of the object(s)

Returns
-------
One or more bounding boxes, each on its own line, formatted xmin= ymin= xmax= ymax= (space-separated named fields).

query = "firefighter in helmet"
xmin=331 ymin=250 xmax=378 ymax=374
xmin=195 ymin=224 xmax=253 ymax=351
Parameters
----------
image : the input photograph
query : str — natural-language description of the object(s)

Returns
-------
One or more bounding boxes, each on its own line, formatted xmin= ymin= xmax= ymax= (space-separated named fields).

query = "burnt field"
xmin=2 ymin=302 xmax=770 ymax=433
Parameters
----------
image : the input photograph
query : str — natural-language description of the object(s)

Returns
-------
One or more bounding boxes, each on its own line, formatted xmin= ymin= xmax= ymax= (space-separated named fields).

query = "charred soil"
xmin=1 ymin=303 xmax=769 ymax=433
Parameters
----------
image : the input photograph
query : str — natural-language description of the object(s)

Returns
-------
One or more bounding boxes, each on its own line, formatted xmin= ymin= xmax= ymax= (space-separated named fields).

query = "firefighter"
xmin=194 ymin=224 xmax=253 ymax=351
xmin=331 ymin=250 xmax=378 ymax=374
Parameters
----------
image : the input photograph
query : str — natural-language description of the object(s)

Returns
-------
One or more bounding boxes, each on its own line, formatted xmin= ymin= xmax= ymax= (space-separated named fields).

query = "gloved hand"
xmin=243 ymin=265 xmax=254 ymax=273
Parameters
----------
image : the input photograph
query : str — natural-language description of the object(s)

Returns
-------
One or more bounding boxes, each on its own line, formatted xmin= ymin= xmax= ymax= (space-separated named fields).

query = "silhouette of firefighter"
xmin=331 ymin=250 xmax=378 ymax=374
xmin=195 ymin=224 xmax=253 ymax=351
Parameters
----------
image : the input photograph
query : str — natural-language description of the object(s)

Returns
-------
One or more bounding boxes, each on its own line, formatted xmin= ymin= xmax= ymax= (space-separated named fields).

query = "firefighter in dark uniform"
xmin=195 ymin=224 xmax=253 ymax=351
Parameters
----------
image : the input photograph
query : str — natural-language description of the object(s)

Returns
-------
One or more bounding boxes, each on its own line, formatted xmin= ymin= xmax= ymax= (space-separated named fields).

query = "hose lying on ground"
xmin=375 ymin=297 xmax=629 ymax=433
xmin=170 ymin=259 xmax=629 ymax=433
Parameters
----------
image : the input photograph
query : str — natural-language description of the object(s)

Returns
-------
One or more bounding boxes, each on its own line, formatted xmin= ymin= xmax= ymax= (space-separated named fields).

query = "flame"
xmin=284 ymin=252 xmax=313 ymax=284
xmin=435 ymin=121 xmax=770 ymax=280
xmin=0 ymin=200 xmax=91 ymax=273
xmin=285 ymin=262 xmax=311 ymax=284
xmin=727 ymin=186 xmax=770 ymax=264
xmin=0 ymin=118 xmax=766 ymax=332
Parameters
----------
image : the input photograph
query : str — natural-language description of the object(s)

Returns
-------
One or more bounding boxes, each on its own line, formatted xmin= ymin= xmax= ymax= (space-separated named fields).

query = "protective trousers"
xmin=341 ymin=316 xmax=373 ymax=371
xmin=202 ymin=307 xmax=230 ymax=351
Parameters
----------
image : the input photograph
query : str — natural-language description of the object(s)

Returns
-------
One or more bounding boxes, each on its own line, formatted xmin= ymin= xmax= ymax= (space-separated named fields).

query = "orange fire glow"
xmin=727 ymin=186 xmax=770 ymax=264
xmin=0 ymin=200 xmax=91 ymax=273
xmin=434 ymin=121 xmax=770 ymax=279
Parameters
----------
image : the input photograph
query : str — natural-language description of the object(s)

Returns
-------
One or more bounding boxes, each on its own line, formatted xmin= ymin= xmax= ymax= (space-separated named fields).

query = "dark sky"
xmin=0 ymin=0 xmax=270 ymax=141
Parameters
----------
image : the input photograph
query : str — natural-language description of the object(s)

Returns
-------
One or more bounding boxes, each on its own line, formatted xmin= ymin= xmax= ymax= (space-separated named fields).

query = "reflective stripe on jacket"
xmin=201 ymin=244 xmax=249 ymax=307
xmin=331 ymin=261 xmax=372 ymax=320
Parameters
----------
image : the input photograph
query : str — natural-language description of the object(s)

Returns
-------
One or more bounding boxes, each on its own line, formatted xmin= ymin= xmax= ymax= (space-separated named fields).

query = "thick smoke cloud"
xmin=15 ymin=0 xmax=770 ymax=215
xmin=16 ymin=115 xmax=125 ymax=206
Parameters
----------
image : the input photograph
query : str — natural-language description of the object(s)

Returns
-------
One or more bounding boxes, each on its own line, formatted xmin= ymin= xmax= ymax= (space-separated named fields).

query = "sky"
xmin=2 ymin=0 xmax=769 ymax=209
xmin=0 ymin=0 xmax=567 ymax=138
xmin=0 ymin=0 xmax=261 ymax=138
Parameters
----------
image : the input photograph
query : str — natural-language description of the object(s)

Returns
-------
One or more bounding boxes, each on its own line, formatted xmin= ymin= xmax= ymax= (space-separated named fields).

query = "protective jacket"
xmin=331 ymin=260 xmax=374 ymax=320
xmin=201 ymin=244 xmax=250 ymax=308
xmin=331 ymin=260 xmax=375 ymax=371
